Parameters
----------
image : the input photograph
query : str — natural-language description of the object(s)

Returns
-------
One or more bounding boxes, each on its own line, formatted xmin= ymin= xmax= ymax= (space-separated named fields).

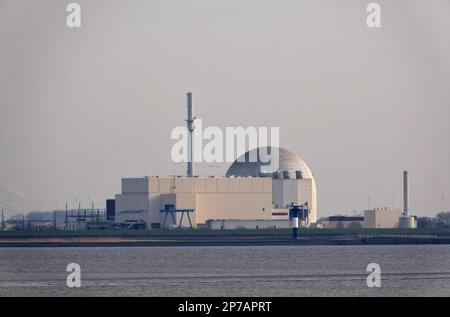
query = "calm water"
xmin=0 ymin=245 xmax=449 ymax=297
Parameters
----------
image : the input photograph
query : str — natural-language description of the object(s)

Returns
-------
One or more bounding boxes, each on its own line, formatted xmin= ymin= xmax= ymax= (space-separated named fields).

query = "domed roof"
xmin=226 ymin=147 xmax=314 ymax=180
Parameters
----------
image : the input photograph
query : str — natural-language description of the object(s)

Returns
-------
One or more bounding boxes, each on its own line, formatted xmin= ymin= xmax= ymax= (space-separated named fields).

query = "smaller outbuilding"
xmin=320 ymin=216 xmax=364 ymax=229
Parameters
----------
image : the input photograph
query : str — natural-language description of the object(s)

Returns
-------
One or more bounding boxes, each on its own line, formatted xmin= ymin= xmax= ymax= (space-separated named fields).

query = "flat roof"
xmin=329 ymin=216 xmax=364 ymax=222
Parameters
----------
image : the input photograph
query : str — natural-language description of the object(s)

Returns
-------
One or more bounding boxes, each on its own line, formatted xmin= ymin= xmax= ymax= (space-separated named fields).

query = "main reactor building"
xmin=115 ymin=147 xmax=318 ymax=230
xmin=114 ymin=93 xmax=317 ymax=230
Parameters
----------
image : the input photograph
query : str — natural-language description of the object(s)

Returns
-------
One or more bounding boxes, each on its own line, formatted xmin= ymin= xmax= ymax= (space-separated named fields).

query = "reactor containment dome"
xmin=226 ymin=147 xmax=318 ymax=223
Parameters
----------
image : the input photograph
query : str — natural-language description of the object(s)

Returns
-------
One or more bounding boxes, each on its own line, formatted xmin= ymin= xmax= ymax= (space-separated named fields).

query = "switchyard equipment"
xmin=64 ymin=208 xmax=108 ymax=230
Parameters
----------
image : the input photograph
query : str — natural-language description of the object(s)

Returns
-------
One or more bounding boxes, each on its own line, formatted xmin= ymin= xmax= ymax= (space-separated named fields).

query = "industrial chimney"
xmin=186 ymin=92 xmax=194 ymax=177
xmin=403 ymin=171 xmax=408 ymax=216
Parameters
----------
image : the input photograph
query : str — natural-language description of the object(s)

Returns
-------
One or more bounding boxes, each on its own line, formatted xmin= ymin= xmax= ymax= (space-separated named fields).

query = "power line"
xmin=0 ymin=209 xmax=20 ymax=220
xmin=0 ymin=200 xmax=23 ymax=213
xmin=0 ymin=185 xmax=33 ymax=213
xmin=0 ymin=206 xmax=20 ymax=217
xmin=0 ymin=201 xmax=24 ymax=220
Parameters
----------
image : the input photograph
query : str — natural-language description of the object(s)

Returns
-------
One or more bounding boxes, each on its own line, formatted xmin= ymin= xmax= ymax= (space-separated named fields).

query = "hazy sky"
xmin=0 ymin=0 xmax=449 ymax=217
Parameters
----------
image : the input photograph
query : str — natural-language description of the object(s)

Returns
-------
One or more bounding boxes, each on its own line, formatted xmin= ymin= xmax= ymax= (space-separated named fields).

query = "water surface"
xmin=0 ymin=245 xmax=449 ymax=296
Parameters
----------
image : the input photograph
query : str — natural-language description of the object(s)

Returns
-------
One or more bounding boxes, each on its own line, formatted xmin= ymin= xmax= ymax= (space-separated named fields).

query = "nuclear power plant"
xmin=1 ymin=92 xmax=420 ymax=232
xmin=114 ymin=93 xmax=317 ymax=230
xmin=111 ymin=92 xmax=416 ymax=231
xmin=115 ymin=147 xmax=318 ymax=230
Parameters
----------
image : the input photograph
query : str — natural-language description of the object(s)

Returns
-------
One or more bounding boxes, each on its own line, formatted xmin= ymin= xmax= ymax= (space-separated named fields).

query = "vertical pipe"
xmin=187 ymin=92 xmax=194 ymax=177
xmin=403 ymin=171 xmax=408 ymax=216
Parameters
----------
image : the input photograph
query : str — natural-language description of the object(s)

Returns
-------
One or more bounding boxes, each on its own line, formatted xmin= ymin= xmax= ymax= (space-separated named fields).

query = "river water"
xmin=0 ymin=245 xmax=449 ymax=297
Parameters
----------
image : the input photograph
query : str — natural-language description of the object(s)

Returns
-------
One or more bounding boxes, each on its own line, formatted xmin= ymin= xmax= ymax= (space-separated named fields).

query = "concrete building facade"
xmin=115 ymin=177 xmax=274 ymax=229
xmin=320 ymin=216 xmax=364 ymax=229
xmin=273 ymin=178 xmax=313 ymax=214
xmin=226 ymin=147 xmax=317 ymax=223
xmin=363 ymin=208 xmax=403 ymax=229
xmin=114 ymin=147 xmax=318 ymax=229
xmin=205 ymin=219 xmax=291 ymax=230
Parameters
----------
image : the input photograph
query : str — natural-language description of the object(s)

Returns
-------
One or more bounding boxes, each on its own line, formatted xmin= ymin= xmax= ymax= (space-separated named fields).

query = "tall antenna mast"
xmin=186 ymin=92 xmax=195 ymax=177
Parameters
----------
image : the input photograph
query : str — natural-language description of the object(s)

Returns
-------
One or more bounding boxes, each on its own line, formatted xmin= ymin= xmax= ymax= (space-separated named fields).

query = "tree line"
xmin=417 ymin=212 xmax=450 ymax=228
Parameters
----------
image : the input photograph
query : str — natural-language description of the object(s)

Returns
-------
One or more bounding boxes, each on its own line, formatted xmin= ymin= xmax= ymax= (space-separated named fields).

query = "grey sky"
xmin=0 ymin=0 xmax=449 ymax=217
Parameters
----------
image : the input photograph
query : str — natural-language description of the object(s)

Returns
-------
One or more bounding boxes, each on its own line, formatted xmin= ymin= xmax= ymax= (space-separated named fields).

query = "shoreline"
xmin=1 ymin=230 xmax=450 ymax=247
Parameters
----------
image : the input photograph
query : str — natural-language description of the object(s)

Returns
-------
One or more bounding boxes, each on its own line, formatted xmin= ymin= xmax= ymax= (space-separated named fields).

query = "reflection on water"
xmin=0 ymin=245 xmax=449 ymax=296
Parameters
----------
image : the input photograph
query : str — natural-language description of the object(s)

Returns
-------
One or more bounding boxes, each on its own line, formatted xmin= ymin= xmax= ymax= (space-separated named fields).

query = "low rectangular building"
xmin=363 ymin=208 xmax=403 ymax=228
xmin=205 ymin=219 xmax=291 ymax=230
xmin=115 ymin=176 xmax=273 ymax=229
xmin=321 ymin=216 xmax=364 ymax=229
xmin=272 ymin=178 xmax=314 ymax=222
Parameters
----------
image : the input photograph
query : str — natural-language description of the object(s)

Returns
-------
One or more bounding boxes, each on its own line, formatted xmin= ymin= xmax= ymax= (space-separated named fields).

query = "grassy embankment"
xmin=1 ymin=228 xmax=450 ymax=238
